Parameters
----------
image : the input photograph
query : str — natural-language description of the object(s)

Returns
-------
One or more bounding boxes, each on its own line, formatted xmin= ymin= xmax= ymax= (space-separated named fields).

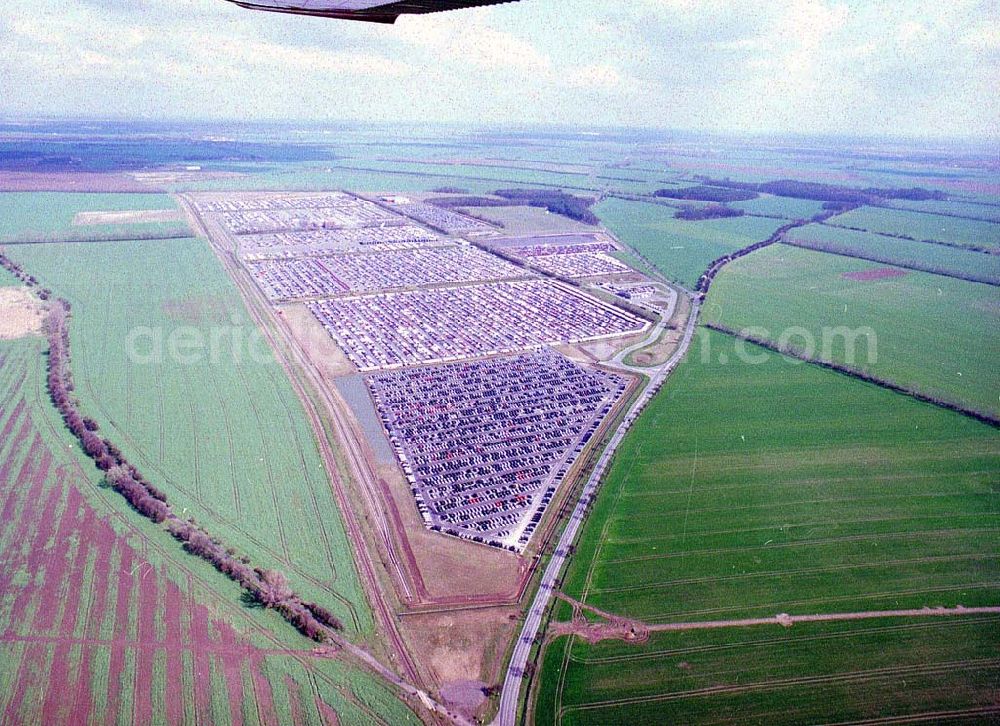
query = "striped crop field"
xmin=0 ymin=339 xmax=417 ymax=725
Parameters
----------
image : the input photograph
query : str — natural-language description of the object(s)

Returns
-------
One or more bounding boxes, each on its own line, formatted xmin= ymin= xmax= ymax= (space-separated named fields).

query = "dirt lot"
xmin=74 ymin=209 xmax=183 ymax=225
xmin=629 ymin=328 xmax=683 ymax=366
xmin=379 ymin=459 xmax=526 ymax=601
xmin=279 ymin=304 xmax=357 ymax=378
xmin=842 ymin=267 xmax=909 ymax=281
xmin=402 ymin=606 xmax=519 ymax=716
xmin=0 ymin=287 xmax=46 ymax=339
xmin=0 ymin=171 xmax=157 ymax=192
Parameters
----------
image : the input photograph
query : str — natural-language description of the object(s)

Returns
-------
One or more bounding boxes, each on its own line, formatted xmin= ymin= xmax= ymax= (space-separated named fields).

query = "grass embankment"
xmin=534 ymin=329 xmax=1000 ymax=725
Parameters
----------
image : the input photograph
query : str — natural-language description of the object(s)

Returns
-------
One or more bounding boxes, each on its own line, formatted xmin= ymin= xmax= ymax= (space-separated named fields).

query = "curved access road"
xmin=494 ymin=296 xmax=700 ymax=726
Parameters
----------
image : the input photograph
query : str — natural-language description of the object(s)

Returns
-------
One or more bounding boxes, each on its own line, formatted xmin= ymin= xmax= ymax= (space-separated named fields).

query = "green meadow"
xmin=730 ymin=194 xmax=826 ymax=220
xmin=701 ymin=245 xmax=1000 ymax=416
xmin=829 ymin=205 xmax=1000 ymax=250
xmin=785 ymin=223 xmax=1000 ymax=283
xmin=0 ymin=192 xmax=190 ymax=242
xmin=595 ymin=198 xmax=786 ymax=288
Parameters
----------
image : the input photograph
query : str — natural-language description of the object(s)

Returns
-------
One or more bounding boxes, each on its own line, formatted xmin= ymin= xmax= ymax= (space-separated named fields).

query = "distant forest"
xmin=674 ymin=204 xmax=746 ymax=220
xmin=654 ymin=185 xmax=758 ymax=203
xmin=429 ymin=188 xmax=600 ymax=225
xmin=703 ymin=178 xmax=947 ymax=204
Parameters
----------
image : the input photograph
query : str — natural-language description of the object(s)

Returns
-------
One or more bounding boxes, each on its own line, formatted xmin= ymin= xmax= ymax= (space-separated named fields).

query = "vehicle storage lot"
xmin=309 ymin=278 xmax=647 ymax=371
xmin=367 ymin=349 xmax=628 ymax=551
xmin=245 ymin=245 xmax=527 ymax=301
xmin=238 ymin=224 xmax=443 ymax=254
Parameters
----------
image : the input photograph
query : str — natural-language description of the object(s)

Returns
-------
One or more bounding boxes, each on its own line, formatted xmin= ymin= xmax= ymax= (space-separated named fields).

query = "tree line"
xmin=674 ymin=204 xmax=746 ymax=221
xmin=493 ymin=189 xmax=601 ymax=225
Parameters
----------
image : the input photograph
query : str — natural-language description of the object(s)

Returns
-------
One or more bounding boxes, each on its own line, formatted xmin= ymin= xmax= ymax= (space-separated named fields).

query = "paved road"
xmin=494 ymin=297 xmax=701 ymax=726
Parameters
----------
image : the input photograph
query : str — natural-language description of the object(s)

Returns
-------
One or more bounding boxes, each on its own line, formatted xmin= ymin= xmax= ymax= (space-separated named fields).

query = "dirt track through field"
xmin=645 ymin=606 xmax=1000 ymax=632
xmin=552 ymin=589 xmax=1000 ymax=645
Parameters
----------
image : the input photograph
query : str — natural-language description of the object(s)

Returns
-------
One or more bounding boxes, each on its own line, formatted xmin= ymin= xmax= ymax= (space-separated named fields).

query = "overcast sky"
xmin=1 ymin=0 xmax=997 ymax=138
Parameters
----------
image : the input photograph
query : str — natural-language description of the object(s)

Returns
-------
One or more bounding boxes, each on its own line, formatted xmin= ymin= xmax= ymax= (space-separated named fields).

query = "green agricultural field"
xmin=464 ymin=205 xmax=598 ymax=235
xmin=702 ymin=245 xmax=1000 ymax=416
xmin=534 ymin=329 xmax=1000 ymax=725
xmin=0 ymin=337 xmax=416 ymax=725
xmin=829 ymin=206 xmax=1000 ymax=250
xmin=785 ymin=223 xmax=1000 ymax=284
xmin=730 ymin=193 xmax=826 ymax=220
xmin=5 ymin=237 xmax=373 ymax=637
xmin=0 ymin=192 xmax=189 ymax=242
xmin=886 ymin=198 xmax=1000 ymax=223
xmin=595 ymin=198 xmax=786 ymax=288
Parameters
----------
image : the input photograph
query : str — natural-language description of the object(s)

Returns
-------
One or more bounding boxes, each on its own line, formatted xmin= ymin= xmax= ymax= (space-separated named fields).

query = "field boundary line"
xmin=588 ymin=553 xmax=999 ymax=595
xmin=705 ymin=323 xmax=999 ymax=427
xmin=633 ymin=581 xmax=1000 ymax=622
xmin=606 ymin=512 xmax=992 ymax=546
xmin=643 ymin=606 xmax=1000 ymax=633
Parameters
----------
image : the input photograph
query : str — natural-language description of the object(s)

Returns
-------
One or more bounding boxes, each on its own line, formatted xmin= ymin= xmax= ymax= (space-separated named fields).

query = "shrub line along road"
xmin=495 ymin=297 xmax=701 ymax=726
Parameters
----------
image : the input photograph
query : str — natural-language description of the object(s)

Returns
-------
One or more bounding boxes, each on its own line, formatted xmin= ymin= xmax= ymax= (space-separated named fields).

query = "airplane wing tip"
xmin=224 ymin=0 xmax=518 ymax=24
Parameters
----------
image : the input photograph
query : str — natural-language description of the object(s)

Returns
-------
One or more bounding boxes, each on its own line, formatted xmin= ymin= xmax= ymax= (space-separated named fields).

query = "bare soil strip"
xmin=72 ymin=209 xmax=183 ymax=225
xmin=646 ymin=606 xmax=1000 ymax=632
xmin=551 ymin=591 xmax=1000 ymax=645
xmin=0 ymin=287 xmax=47 ymax=339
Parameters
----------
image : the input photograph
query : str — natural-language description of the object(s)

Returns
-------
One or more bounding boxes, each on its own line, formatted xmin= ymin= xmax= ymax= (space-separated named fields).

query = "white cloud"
xmin=0 ymin=0 xmax=996 ymax=137
xmin=395 ymin=17 xmax=552 ymax=73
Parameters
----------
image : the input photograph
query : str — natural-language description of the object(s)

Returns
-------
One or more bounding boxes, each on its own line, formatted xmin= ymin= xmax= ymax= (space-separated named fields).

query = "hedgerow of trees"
xmin=702 ymin=178 xmax=947 ymax=204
